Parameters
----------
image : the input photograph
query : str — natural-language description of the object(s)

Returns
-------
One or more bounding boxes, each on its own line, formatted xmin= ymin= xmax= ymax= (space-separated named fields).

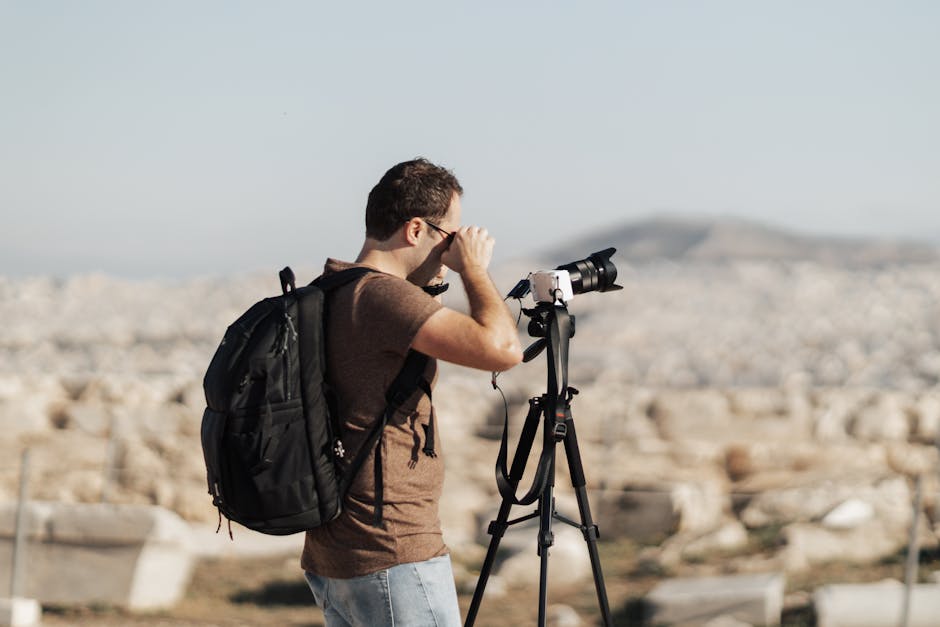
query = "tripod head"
xmin=519 ymin=302 xmax=578 ymax=410
xmin=521 ymin=302 xmax=576 ymax=363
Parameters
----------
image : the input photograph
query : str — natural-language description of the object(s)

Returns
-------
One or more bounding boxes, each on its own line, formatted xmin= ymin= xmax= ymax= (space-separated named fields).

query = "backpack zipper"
xmin=282 ymin=312 xmax=298 ymax=400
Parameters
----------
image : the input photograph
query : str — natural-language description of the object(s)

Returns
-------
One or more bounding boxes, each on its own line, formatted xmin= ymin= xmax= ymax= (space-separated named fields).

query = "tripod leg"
xmin=562 ymin=417 xmax=613 ymax=626
xmin=465 ymin=398 xmax=544 ymax=627
xmin=537 ymin=438 xmax=556 ymax=627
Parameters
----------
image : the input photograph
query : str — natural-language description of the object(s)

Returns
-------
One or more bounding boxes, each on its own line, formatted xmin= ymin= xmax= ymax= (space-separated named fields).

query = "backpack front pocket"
xmin=223 ymin=399 xmax=318 ymax=520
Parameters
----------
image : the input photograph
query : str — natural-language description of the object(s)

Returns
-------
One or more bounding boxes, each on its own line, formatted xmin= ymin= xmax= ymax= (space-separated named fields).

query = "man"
xmin=302 ymin=158 xmax=523 ymax=626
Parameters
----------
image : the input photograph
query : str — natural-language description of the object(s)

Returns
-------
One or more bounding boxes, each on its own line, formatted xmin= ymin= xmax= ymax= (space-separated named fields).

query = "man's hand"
xmin=413 ymin=225 xmax=523 ymax=372
xmin=441 ymin=227 xmax=494 ymax=276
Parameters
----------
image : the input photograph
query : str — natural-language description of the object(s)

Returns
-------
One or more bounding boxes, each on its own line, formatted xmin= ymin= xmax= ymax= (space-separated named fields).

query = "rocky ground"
xmin=3 ymin=236 xmax=940 ymax=623
xmin=35 ymin=538 xmax=940 ymax=626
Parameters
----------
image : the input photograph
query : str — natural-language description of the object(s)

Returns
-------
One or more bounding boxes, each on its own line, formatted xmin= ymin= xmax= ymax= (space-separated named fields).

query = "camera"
xmin=515 ymin=248 xmax=622 ymax=304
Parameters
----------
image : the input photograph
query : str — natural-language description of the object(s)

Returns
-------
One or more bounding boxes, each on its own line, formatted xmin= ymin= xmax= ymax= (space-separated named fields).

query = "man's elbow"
xmin=490 ymin=342 xmax=523 ymax=372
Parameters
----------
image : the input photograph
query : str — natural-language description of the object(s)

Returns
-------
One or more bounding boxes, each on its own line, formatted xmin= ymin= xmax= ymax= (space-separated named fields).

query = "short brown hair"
xmin=365 ymin=158 xmax=463 ymax=241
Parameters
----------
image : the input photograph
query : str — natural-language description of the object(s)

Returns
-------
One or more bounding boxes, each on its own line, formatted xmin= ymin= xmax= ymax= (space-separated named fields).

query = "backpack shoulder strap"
xmin=311 ymin=266 xmax=376 ymax=292
xmin=339 ymin=350 xmax=432 ymax=526
xmin=385 ymin=350 xmax=430 ymax=409
xmin=339 ymin=350 xmax=430 ymax=482
xmin=312 ymin=266 xmax=436 ymax=526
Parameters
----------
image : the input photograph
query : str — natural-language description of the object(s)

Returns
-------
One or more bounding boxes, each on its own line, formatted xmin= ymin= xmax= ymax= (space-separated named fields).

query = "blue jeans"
xmin=304 ymin=554 xmax=462 ymax=627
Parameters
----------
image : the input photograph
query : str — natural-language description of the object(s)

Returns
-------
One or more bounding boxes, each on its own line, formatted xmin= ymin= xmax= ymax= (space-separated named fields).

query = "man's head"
xmin=365 ymin=158 xmax=463 ymax=241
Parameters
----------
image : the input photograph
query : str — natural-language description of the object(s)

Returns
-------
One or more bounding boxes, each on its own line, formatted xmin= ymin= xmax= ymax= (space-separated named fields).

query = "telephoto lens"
xmin=556 ymin=248 xmax=622 ymax=295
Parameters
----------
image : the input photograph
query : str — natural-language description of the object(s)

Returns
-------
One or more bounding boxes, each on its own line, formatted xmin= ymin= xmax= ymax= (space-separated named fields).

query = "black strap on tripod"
xmin=495 ymin=399 xmax=551 ymax=505
xmin=495 ymin=306 xmax=573 ymax=505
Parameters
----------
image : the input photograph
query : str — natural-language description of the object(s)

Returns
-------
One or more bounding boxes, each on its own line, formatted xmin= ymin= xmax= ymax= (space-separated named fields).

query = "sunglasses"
xmin=421 ymin=219 xmax=455 ymax=245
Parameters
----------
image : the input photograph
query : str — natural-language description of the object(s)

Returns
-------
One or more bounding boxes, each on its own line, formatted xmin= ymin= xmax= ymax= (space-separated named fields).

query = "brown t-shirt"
xmin=300 ymin=259 xmax=445 ymax=578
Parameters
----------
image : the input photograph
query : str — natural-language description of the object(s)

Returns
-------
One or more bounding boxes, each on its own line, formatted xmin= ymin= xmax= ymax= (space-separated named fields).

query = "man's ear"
xmin=403 ymin=218 xmax=423 ymax=246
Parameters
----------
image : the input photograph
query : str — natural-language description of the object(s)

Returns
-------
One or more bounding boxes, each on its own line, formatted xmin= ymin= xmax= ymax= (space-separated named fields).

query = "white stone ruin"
xmin=0 ymin=501 xmax=193 ymax=611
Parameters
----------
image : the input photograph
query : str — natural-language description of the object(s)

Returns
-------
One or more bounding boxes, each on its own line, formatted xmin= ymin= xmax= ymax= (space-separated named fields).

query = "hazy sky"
xmin=1 ymin=1 xmax=938 ymax=278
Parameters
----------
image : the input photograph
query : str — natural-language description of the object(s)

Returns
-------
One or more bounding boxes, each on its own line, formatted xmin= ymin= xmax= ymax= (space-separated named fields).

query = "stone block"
xmin=0 ymin=598 xmax=41 ymax=627
xmin=646 ymin=572 xmax=785 ymax=626
xmin=782 ymin=519 xmax=910 ymax=572
xmin=814 ymin=580 xmax=940 ymax=627
xmin=678 ymin=519 xmax=750 ymax=561
xmin=494 ymin=526 xmax=594 ymax=588
xmin=595 ymin=488 xmax=678 ymax=543
xmin=741 ymin=475 xmax=910 ymax=530
xmin=0 ymin=501 xmax=193 ymax=610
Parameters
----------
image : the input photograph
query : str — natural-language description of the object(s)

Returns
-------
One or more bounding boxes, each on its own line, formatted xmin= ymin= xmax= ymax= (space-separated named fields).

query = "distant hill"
xmin=543 ymin=216 xmax=940 ymax=267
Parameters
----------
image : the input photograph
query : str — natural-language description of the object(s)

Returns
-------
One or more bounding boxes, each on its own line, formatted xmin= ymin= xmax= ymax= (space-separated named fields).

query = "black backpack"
xmin=200 ymin=266 xmax=430 ymax=536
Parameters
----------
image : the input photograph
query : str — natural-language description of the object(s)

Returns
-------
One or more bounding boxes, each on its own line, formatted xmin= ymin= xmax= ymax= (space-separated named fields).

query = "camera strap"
xmin=495 ymin=397 xmax=554 ymax=505
xmin=494 ymin=306 xmax=573 ymax=506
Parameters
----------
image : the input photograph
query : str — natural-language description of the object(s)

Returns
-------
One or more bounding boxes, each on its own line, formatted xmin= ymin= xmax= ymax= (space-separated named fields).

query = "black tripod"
xmin=465 ymin=302 xmax=612 ymax=627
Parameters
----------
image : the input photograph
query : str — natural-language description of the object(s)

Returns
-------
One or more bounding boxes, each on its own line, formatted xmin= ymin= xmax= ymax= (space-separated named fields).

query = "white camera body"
xmin=528 ymin=270 xmax=574 ymax=304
